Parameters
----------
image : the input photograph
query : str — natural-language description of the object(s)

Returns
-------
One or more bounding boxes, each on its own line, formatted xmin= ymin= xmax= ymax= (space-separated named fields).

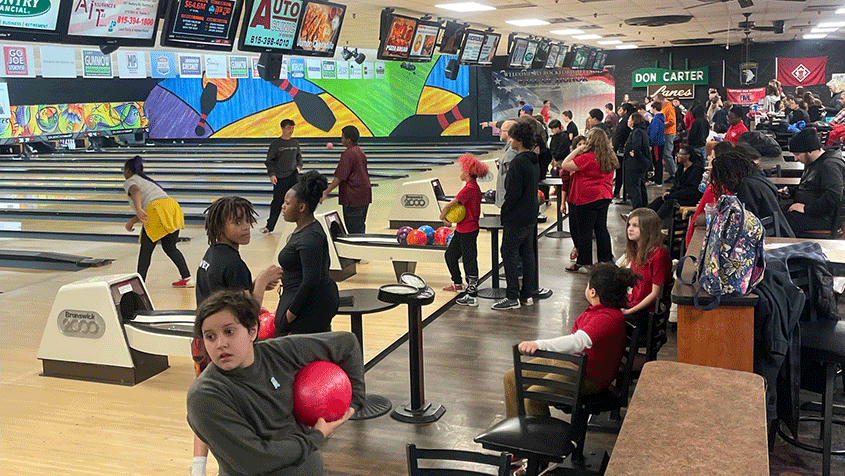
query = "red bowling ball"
xmin=257 ymin=309 xmax=276 ymax=339
xmin=434 ymin=226 xmax=453 ymax=246
xmin=292 ymin=361 xmax=352 ymax=426
xmin=406 ymin=229 xmax=428 ymax=246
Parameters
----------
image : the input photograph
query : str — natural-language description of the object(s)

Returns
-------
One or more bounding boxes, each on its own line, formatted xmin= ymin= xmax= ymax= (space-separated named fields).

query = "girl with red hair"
xmin=440 ymin=154 xmax=489 ymax=307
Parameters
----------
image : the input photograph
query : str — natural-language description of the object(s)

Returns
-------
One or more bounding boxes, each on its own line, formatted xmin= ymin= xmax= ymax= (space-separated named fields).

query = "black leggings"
xmin=445 ymin=229 xmax=479 ymax=295
xmin=138 ymin=228 xmax=190 ymax=281
xmin=266 ymin=173 xmax=299 ymax=231
xmin=573 ymin=199 xmax=613 ymax=266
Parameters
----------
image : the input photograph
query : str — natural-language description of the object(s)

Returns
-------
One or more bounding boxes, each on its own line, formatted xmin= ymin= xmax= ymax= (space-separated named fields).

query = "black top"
xmin=550 ymin=131 xmax=570 ymax=162
xmin=265 ymin=137 xmax=303 ymax=179
xmin=793 ymin=148 xmax=845 ymax=221
xmin=614 ymin=120 xmax=631 ymax=153
xmin=566 ymin=121 xmax=579 ymax=140
xmin=712 ymin=108 xmax=730 ymax=134
xmin=788 ymin=108 xmax=810 ymax=125
xmin=196 ymin=243 xmax=252 ymax=306
xmin=501 ymin=150 xmax=540 ymax=228
xmin=687 ymin=118 xmax=710 ymax=148
xmin=666 ymin=163 xmax=704 ymax=206
xmin=276 ymin=221 xmax=339 ymax=334
xmin=624 ymin=123 xmax=652 ymax=171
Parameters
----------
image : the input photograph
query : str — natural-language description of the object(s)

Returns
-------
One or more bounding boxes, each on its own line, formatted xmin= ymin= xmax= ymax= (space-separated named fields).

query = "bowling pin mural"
xmin=390 ymin=96 xmax=472 ymax=137
xmin=270 ymin=79 xmax=337 ymax=132
xmin=195 ymin=75 xmax=240 ymax=136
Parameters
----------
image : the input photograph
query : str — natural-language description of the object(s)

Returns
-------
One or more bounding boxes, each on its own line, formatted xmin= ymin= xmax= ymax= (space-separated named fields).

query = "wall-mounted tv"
xmin=585 ymin=48 xmax=598 ymax=70
xmin=407 ymin=20 xmax=441 ymax=62
xmin=0 ymin=0 xmax=64 ymax=43
xmin=458 ymin=29 xmax=485 ymax=64
xmin=571 ymin=46 xmax=590 ymax=69
xmin=476 ymin=32 xmax=500 ymax=66
xmin=591 ymin=51 xmax=607 ymax=70
xmin=521 ymin=40 xmax=538 ymax=68
xmin=439 ymin=20 xmax=465 ymax=55
xmin=377 ymin=13 xmax=417 ymax=60
xmin=62 ymin=0 xmax=163 ymax=47
xmin=508 ymin=37 xmax=528 ymax=68
xmin=532 ymin=40 xmax=549 ymax=68
xmin=163 ymin=0 xmax=244 ymax=51
xmin=554 ymin=46 xmax=567 ymax=68
xmin=544 ymin=43 xmax=560 ymax=69
xmin=290 ymin=0 xmax=345 ymax=57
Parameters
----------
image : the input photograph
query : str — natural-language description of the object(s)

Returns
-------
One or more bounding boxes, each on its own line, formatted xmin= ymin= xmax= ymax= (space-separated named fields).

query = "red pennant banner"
xmin=727 ymin=88 xmax=766 ymax=106
xmin=776 ymin=56 xmax=827 ymax=87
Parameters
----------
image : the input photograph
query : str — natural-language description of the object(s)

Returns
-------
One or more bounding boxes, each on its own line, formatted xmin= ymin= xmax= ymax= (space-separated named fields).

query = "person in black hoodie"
xmin=623 ymin=113 xmax=652 ymax=209
xmin=687 ymin=105 xmax=709 ymax=160
xmin=549 ymin=119 xmax=570 ymax=165
xmin=647 ymin=146 xmax=704 ymax=222
xmin=493 ymin=121 xmax=539 ymax=311
xmin=612 ymin=103 xmax=635 ymax=202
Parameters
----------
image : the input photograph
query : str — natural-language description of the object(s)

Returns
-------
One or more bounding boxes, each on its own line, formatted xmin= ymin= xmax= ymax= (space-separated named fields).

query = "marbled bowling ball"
xmin=396 ymin=225 xmax=414 ymax=244
xmin=418 ymin=225 xmax=436 ymax=245
xmin=445 ymin=203 xmax=466 ymax=223
xmin=483 ymin=189 xmax=496 ymax=202
xmin=406 ymin=229 xmax=428 ymax=246
xmin=434 ymin=226 xmax=453 ymax=246
xmin=292 ymin=361 xmax=352 ymax=426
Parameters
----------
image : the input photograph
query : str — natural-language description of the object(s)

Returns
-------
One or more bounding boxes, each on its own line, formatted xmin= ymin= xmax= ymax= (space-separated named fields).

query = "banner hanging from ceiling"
xmin=776 ymin=56 xmax=827 ymax=87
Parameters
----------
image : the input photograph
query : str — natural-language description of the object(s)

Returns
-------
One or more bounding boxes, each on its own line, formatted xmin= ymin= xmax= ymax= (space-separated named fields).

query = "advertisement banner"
xmin=81 ymin=50 xmax=112 ymax=78
xmin=2 ymin=45 xmax=34 ymax=77
xmin=375 ymin=62 xmax=386 ymax=79
xmin=321 ymin=60 xmax=336 ymax=79
xmin=251 ymin=57 xmax=261 ymax=78
xmin=0 ymin=0 xmax=61 ymax=32
xmin=205 ymin=55 xmax=228 ymax=78
xmin=727 ymin=87 xmax=766 ymax=106
xmin=118 ymin=51 xmax=147 ymax=78
xmin=179 ymin=54 xmax=203 ymax=78
xmin=67 ymin=0 xmax=158 ymax=39
xmin=646 ymin=83 xmax=694 ymax=100
xmin=289 ymin=58 xmax=305 ymax=79
xmin=739 ymin=62 xmax=757 ymax=86
xmin=306 ymin=59 xmax=321 ymax=79
xmin=336 ymin=61 xmax=349 ymax=79
xmin=776 ymin=56 xmax=827 ymax=87
xmin=228 ymin=56 xmax=249 ymax=78
xmin=40 ymin=46 xmax=77 ymax=78
xmin=241 ymin=0 xmax=302 ymax=50
xmin=348 ymin=61 xmax=362 ymax=79
xmin=150 ymin=52 xmax=177 ymax=79
xmin=632 ymin=66 xmax=708 ymax=88
xmin=362 ymin=62 xmax=374 ymax=79
xmin=0 ymin=82 xmax=10 ymax=120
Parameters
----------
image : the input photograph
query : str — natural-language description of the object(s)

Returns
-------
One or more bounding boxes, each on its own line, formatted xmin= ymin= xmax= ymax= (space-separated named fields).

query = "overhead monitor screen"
xmin=0 ymin=0 xmax=62 ymax=37
xmin=439 ymin=20 xmax=465 ymax=54
xmin=377 ymin=14 xmax=417 ymax=60
xmin=521 ymin=40 xmax=538 ymax=68
xmin=586 ymin=48 xmax=598 ymax=70
xmin=554 ymin=47 xmax=567 ymax=68
xmin=572 ymin=47 xmax=589 ymax=69
xmin=458 ymin=29 xmax=485 ymax=64
xmin=545 ymin=43 xmax=560 ymax=68
xmin=508 ymin=38 xmax=527 ymax=68
xmin=408 ymin=20 xmax=440 ymax=62
xmin=65 ymin=0 xmax=162 ymax=44
xmin=291 ymin=0 xmax=345 ymax=57
xmin=592 ymin=51 xmax=607 ymax=70
xmin=163 ymin=0 xmax=243 ymax=50
xmin=476 ymin=32 xmax=500 ymax=66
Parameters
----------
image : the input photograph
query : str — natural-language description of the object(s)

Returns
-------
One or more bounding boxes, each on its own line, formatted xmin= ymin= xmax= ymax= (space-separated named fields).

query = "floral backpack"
xmin=677 ymin=195 xmax=766 ymax=310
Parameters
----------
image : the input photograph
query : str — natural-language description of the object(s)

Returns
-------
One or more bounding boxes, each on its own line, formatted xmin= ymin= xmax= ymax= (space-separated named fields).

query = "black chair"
xmin=666 ymin=204 xmax=689 ymax=260
xmin=631 ymin=281 xmax=672 ymax=377
xmin=474 ymin=348 xmax=589 ymax=476
xmin=406 ymin=444 xmax=511 ymax=476
xmin=795 ymin=198 xmax=845 ymax=239
xmin=556 ymin=324 xmax=641 ymax=436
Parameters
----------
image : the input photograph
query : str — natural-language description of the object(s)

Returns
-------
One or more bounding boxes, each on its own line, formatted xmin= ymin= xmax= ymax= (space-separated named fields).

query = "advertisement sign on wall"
xmin=228 ymin=56 xmax=250 ymax=79
xmin=632 ymin=66 xmax=708 ymax=88
xmin=179 ymin=54 xmax=203 ymax=78
xmin=81 ymin=50 xmax=113 ymax=78
xmin=0 ymin=0 xmax=62 ymax=31
xmin=646 ymin=83 xmax=694 ymax=100
xmin=205 ymin=55 xmax=228 ymax=78
xmin=40 ymin=46 xmax=77 ymax=78
xmin=2 ymin=45 xmax=34 ymax=77
xmin=67 ymin=0 xmax=159 ymax=39
xmin=727 ymin=87 xmax=766 ymax=106
xmin=150 ymin=52 xmax=177 ymax=79
xmin=118 ymin=51 xmax=147 ymax=78
xmin=0 ymin=82 xmax=10 ymax=120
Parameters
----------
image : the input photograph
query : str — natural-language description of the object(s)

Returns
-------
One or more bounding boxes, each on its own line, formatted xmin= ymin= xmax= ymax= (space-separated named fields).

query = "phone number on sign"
xmin=249 ymin=35 xmax=291 ymax=48
xmin=117 ymin=16 xmax=155 ymax=26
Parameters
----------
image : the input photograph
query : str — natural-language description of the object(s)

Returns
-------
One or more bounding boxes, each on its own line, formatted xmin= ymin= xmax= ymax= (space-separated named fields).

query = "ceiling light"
xmin=597 ymin=40 xmax=622 ymax=45
xmin=435 ymin=2 xmax=496 ymax=12
xmin=550 ymin=29 xmax=584 ymax=35
xmin=837 ymin=7 xmax=845 ymax=14
xmin=506 ymin=19 xmax=550 ymax=27
xmin=573 ymin=34 xmax=602 ymax=40
xmin=615 ymin=44 xmax=639 ymax=49
xmin=817 ymin=21 xmax=845 ymax=28
xmin=803 ymin=34 xmax=828 ymax=39
xmin=811 ymin=27 xmax=839 ymax=33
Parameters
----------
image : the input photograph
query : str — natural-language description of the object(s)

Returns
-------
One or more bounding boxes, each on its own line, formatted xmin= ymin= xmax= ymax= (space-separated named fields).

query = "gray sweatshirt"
xmin=187 ymin=332 xmax=365 ymax=476
xmin=265 ymin=138 xmax=303 ymax=179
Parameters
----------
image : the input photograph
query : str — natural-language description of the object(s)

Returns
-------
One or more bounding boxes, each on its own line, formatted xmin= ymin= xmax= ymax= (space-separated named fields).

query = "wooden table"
xmin=604 ymin=361 xmax=769 ymax=476
xmin=769 ymin=176 xmax=800 ymax=186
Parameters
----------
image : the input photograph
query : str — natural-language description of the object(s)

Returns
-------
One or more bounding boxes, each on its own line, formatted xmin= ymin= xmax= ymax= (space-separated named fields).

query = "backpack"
xmin=677 ymin=195 xmax=766 ymax=310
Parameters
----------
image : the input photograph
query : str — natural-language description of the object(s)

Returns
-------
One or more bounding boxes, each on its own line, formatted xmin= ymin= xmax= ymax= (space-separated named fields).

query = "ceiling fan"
xmin=708 ymin=12 xmax=784 ymax=35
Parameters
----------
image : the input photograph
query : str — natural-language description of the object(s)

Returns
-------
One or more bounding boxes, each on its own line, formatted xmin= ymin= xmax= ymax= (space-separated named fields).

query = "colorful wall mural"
xmin=0 ymin=102 xmax=146 ymax=139
xmin=145 ymin=54 xmax=471 ymax=139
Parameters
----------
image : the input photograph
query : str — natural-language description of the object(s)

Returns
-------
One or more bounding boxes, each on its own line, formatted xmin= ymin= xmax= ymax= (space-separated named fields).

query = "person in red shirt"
xmin=562 ymin=128 xmax=619 ymax=272
xmin=724 ymin=106 xmax=749 ymax=145
xmin=620 ymin=208 xmax=671 ymax=330
xmin=540 ymin=99 xmax=552 ymax=123
xmin=322 ymin=125 xmax=372 ymax=233
xmin=440 ymin=154 xmax=489 ymax=307
xmin=503 ymin=263 xmax=640 ymax=418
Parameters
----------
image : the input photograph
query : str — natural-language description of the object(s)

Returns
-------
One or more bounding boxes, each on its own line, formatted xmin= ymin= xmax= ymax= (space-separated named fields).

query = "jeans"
xmin=138 ymin=228 xmax=190 ymax=281
xmin=265 ymin=173 xmax=299 ymax=231
xmin=445 ymin=229 xmax=479 ymax=296
xmin=501 ymin=223 xmax=536 ymax=300
xmin=573 ymin=199 xmax=613 ymax=266
xmin=625 ymin=165 xmax=649 ymax=210
xmin=663 ymin=133 xmax=677 ymax=177
xmin=343 ymin=205 xmax=369 ymax=234
xmin=694 ymin=146 xmax=706 ymax=162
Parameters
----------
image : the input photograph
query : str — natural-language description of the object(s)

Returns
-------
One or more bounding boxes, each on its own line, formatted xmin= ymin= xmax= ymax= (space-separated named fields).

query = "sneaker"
xmin=491 ymin=298 xmax=520 ymax=310
xmin=173 ymin=277 xmax=195 ymax=288
xmin=455 ymin=294 xmax=478 ymax=307
xmin=520 ymin=297 xmax=534 ymax=306
xmin=443 ymin=283 xmax=464 ymax=292
xmin=260 ymin=227 xmax=272 ymax=234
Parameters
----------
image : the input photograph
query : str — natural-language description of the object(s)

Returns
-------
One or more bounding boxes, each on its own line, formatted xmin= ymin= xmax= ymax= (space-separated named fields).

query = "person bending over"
xmin=187 ymin=291 xmax=364 ymax=476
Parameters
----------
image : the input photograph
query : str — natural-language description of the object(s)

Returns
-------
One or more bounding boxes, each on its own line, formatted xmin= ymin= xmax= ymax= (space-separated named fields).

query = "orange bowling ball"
xmin=406 ymin=229 xmax=428 ymax=246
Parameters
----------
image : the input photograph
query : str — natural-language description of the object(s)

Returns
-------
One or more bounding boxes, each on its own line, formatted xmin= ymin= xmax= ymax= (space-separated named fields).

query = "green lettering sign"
xmin=0 ymin=0 xmax=51 ymax=17
xmin=632 ymin=67 xmax=709 ymax=87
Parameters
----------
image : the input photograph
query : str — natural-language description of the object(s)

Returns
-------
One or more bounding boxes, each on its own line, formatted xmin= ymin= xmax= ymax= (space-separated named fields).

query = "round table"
xmin=539 ymin=177 xmax=570 ymax=239
xmin=477 ymin=216 xmax=506 ymax=300
xmin=336 ymin=288 xmax=397 ymax=420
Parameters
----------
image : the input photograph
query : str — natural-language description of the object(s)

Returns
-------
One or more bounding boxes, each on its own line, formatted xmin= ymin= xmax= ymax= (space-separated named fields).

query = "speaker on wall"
xmin=444 ymin=58 xmax=460 ymax=80
xmin=258 ymin=53 xmax=283 ymax=80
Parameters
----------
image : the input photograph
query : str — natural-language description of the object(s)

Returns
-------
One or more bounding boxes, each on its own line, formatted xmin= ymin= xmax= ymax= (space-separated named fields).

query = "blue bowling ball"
xmin=418 ymin=225 xmax=435 ymax=245
xmin=446 ymin=232 xmax=454 ymax=247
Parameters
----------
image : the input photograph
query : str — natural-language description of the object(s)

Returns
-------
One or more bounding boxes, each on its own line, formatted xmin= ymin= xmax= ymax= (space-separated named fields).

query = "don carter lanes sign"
xmin=632 ymin=67 xmax=709 ymax=88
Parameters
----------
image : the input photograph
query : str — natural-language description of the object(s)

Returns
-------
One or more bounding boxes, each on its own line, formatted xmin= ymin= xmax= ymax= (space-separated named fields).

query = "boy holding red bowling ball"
xmin=187 ymin=290 xmax=365 ymax=476
xmin=440 ymin=154 xmax=489 ymax=307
